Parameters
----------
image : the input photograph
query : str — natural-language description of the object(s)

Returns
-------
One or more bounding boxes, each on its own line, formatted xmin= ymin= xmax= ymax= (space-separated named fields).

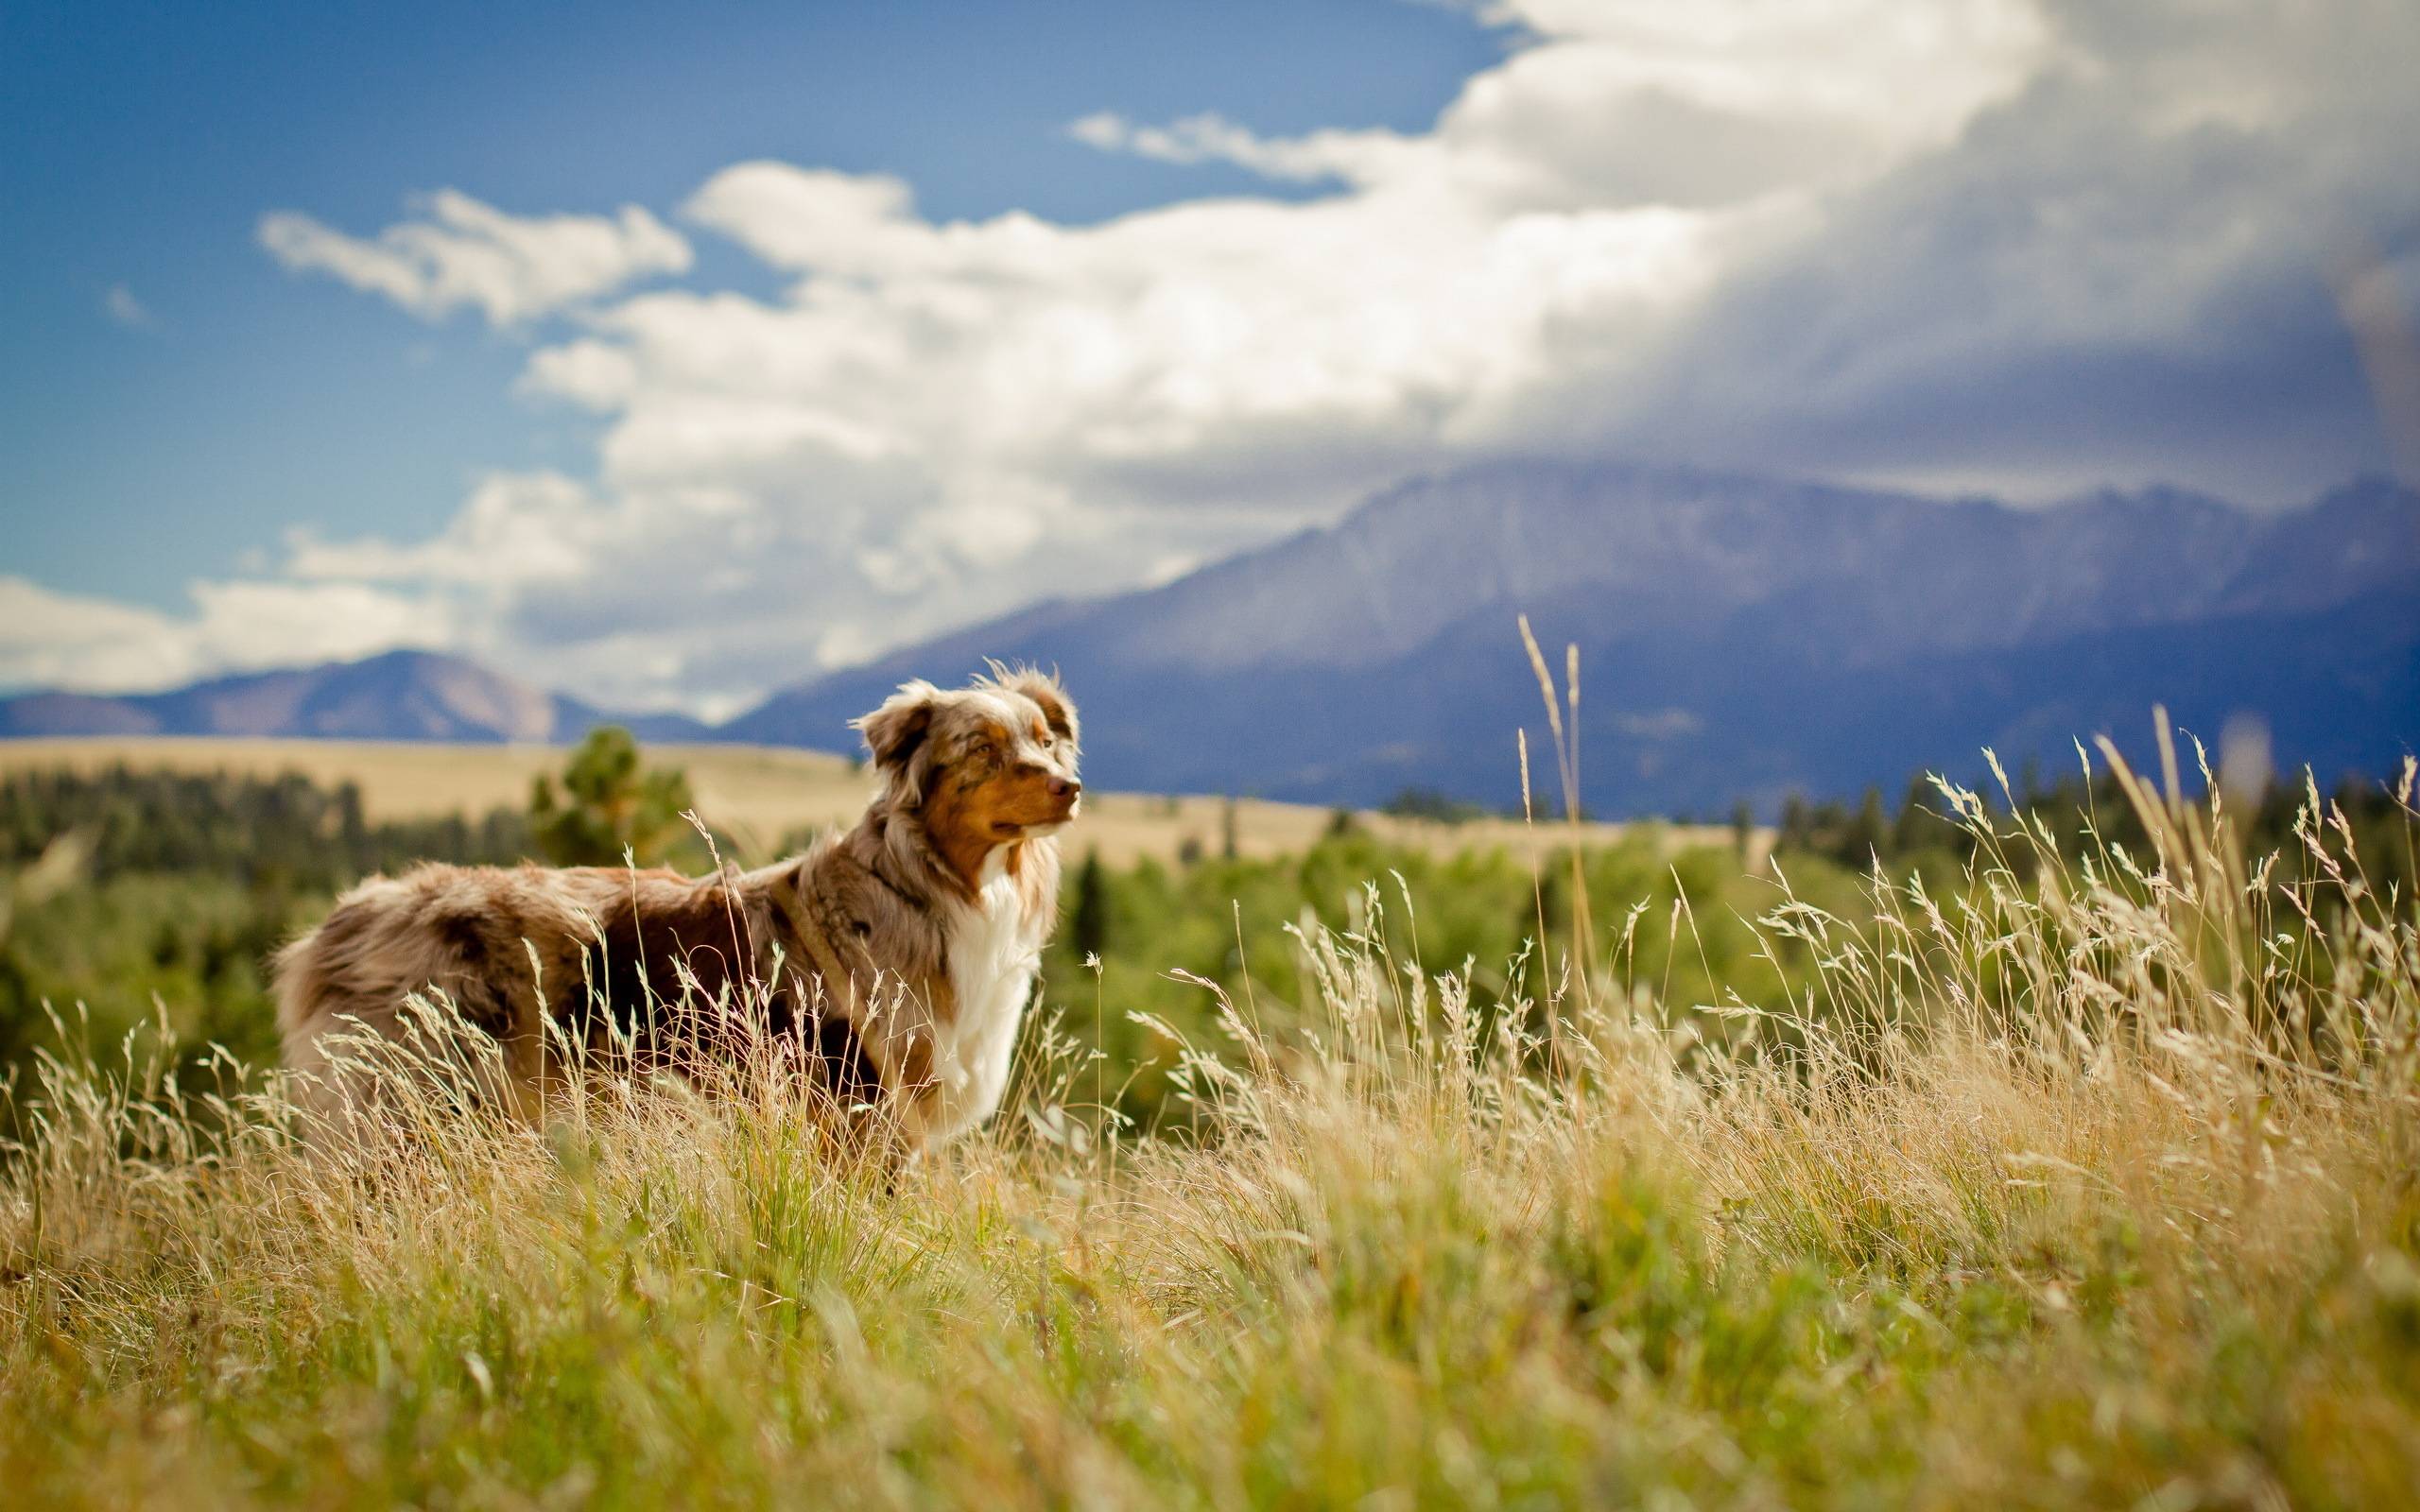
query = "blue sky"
xmin=3 ymin=0 xmax=1498 ymax=604
xmin=3 ymin=0 xmax=2415 ymax=714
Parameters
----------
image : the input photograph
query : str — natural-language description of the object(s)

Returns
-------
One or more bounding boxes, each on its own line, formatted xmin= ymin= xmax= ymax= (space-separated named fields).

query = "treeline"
xmin=0 ymin=766 xmax=540 ymax=1087
xmin=0 ymin=739 xmax=716 ymax=1095
xmin=0 ymin=748 xmax=1869 ymax=1132
xmin=1776 ymin=765 xmax=2415 ymax=893
xmin=1042 ymin=829 xmax=1874 ymax=1128
xmin=6 ymin=739 xmax=2411 ymax=1135
xmin=0 ymin=765 xmax=533 ymax=887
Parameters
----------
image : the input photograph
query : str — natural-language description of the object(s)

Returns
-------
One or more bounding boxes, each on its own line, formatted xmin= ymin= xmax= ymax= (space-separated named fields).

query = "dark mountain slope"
xmin=724 ymin=464 xmax=2418 ymax=814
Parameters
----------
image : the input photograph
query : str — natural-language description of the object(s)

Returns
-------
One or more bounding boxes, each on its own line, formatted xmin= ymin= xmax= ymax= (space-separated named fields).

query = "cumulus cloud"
xmin=258 ymin=189 xmax=692 ymax=324
xmin=1065 ymin=112 xmax=1414 ymax=186
xmin=17 ymin=0 xmax=2410 ymax=713
xmin=1079 ymin=0 xmax=2049 ymax=212
xmin=0 ymin=576 xmax=438 ymax=695
xmin=0 ymin=579 xmax=201 ymax=693
xmin=1607 ymin=0 xmax=2420 ymax=499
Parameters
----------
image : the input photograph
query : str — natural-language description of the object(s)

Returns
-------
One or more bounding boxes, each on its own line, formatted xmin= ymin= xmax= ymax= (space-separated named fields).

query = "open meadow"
xmin=1 ymin=727 xmax=2415 ymax=1508
xmin=0 ymin=738 xmax=1732 ymax=869
xmin=11 ymin=0 xmax=2416 ymax=1502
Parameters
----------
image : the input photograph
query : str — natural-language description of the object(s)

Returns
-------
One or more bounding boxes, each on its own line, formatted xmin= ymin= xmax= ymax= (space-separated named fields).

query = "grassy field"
xmin=3 ymin=745 xmax=2415 ymax=1508
xmin=0 ymin=737 xmax=1742 ymax=868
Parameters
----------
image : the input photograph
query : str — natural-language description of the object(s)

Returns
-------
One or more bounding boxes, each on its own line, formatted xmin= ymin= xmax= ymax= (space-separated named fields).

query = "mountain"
xmin=0 ymin=649 xmax=709 ymax=745
xmin=723 ymin=465 xmax=2420 ymax=816
xmin=8 ymin=467 xmax=2411 ymax=814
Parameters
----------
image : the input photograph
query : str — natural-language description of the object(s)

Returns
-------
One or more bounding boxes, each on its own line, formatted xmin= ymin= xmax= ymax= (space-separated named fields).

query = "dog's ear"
xmin=990 ymin=663 xmax=1079 ymax=749
xmin=853 ymin=680 xmax=942 ymax=789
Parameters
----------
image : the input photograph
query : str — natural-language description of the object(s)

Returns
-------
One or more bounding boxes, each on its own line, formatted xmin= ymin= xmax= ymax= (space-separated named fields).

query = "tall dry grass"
xmin=2 ymin=727 xmax=2415 ymax=1508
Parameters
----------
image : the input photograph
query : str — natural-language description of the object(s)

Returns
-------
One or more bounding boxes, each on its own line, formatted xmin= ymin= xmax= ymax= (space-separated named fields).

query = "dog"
xmin=273 ymin=667 xmax=1080 ymax=1147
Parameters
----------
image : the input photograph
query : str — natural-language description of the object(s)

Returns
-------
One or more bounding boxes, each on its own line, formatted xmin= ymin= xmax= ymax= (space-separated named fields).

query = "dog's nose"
xmin=1049 ymin=776 xmax=1080 ymax=800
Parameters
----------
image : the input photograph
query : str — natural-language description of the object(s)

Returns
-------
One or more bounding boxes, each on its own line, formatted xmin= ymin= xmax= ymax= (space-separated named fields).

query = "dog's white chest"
xmin=927 ymin=850 xmax=1038 ymax=1141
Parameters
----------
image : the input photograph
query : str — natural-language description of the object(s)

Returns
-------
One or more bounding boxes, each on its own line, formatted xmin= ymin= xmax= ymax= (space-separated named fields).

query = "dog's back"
xmin=274 ymin=861 xmax=698 ymax=1114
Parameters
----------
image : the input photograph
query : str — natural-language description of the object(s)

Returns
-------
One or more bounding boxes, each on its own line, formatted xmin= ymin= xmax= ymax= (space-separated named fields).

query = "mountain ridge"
xmin=0 ymin=649 xmax=707 ymax=746
xmin=718 ymin=463 xmax=2420 ymax=813
xmin=6 ymin=464 xmax=2413 ymax=815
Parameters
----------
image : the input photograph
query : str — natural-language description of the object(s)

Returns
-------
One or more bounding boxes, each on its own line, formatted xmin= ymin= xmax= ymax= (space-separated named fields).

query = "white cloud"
xmin=419 ymin=0 xmax=2048 ymax=713
xmin=0 ymin=576 xmax=437 ymax=695
xmin=102 ymin=284 xmax=153 ymax=329
xmin=285 ymin=472 xmax=605 ymax=588
xmin=1064 ymin=112 xmax=1415 ymax=187
xmin=259 ymin=189 xmax=692 ymax=324
xmin=682 ymin=166 xmax=935 ymax=279
xmin=0 ymin=578 xmax=199 ymax=693
xmin=182 ymin=580 xmax=445 ymax=667
xmin=1606 ymin=0 xmax=2420 ymax=499
xmin=1069 ymin=0 xmax=2048 ymax=212
xmin=15 ymin=0 xmax=2411 ymax=713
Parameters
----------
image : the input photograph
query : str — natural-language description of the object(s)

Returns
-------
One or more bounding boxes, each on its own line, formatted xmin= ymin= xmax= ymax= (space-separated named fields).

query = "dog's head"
xmin=853 ymin=668 xmax=1081 ymax=870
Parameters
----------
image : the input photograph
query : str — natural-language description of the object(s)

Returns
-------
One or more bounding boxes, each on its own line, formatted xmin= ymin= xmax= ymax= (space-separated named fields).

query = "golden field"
xmin=5 ymin=755 xmax=2416 ymax=1509
xmin=0 ymin=736 xmax=1744 ymax=868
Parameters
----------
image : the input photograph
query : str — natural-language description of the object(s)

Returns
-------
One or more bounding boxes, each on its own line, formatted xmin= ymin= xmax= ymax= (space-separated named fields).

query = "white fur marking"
xmin=926 ymin=845 xmax=1038 ymax=1141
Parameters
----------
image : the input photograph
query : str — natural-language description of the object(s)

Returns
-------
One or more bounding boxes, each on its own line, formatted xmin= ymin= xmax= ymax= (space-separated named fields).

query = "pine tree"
xmin=1890 ymin=774 xmax=1937 ymax=857
xmin=1849 ymin=786 xmax=1888 ymax=863
xmin=1778 ymin=794 xmax=1812 ymax=852
xmin=1070 ymin=850 xmax=1109 ymax=961
xmin=529 ymin=728 xmax=698 ymax=868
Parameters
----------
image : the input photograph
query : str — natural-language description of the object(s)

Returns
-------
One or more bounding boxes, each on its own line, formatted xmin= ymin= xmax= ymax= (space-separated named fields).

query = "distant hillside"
xmin=0 ymin=649 xmax=707 ymax=745
xmin=722 ymin=465 xmax=2420 ymax=815
xmin=8 ymin=468 xmax=2411 ymax=815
